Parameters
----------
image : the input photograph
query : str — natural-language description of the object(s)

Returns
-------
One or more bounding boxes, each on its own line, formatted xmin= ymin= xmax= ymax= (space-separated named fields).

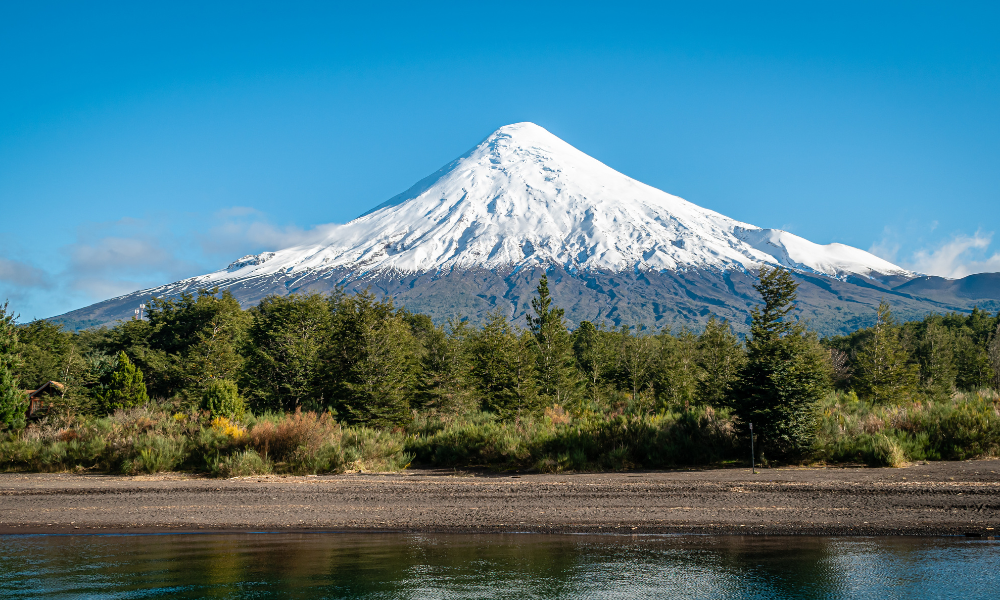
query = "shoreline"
xmin=1 ymin=460 xmax=997 ymax=537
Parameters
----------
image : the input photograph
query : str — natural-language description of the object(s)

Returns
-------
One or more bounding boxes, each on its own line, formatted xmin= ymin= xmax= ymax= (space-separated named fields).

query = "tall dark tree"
xmin=526 ymin=275 xmax=579 ymax=407
xmin=98 ymin=351 xmax=150 ymax=414
xmin=729 ymin=267 xmax=830 ymax=459
xmin=572 ymin=320 xmax=617 ymax=404
xmin=241 ymin=293 xmax=332 ymax=412
xmin=470 ymin=308 xmax=539 ymax=419
xmin=324 ymin=291 xmax=417 ymax=428
xmin=616 ymin=325 xmax=659 ymax=407
xmin=412 ymin=317 xmax=475 ymax=413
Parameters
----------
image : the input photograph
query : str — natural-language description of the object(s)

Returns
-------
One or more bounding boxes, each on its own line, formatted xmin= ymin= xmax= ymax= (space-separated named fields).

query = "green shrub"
xmin=201 ymin=379 xmax=247 ymax=420
xmin=216 ymin=449 xmax=272 ymax=477
xmin=99 ymin=352 xmax=149 ymax=414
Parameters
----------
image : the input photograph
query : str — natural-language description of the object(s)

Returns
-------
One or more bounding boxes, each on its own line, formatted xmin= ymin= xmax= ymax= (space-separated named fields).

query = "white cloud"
xmin=0 ymin=258 xmax=50 ymax=289
xmin=198 ymin=208 xmax=339 ymax=258
xmin=904 ymin=231 xmax=1000 ymax=278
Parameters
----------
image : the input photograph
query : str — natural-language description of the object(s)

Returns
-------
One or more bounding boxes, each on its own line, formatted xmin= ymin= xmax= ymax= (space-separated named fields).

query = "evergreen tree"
xmin=413 ymin=318 xmax=475 ymax=413
xmin=526 ymin=275 xmax=579 ymax=407
xmin=0 ymin=301 xmax=25 ymax=430
xmin=919 ymin=321 xmax=957 ymax=397
xmin=854 ymin=300 xmax=917 ymax=403
xmin=325 ymin=291 xmax=417 ymax=428
xmin=201 ymin=379 xmax=246 ymax=420
xmin=572 ymin=320 xmax=617 ymax=404
xmin=99 ymin=351 xmax=150 ymax=413
xmin=469 ymin=309 xmax=539 ymax=419
xmin=617 ymin=325 xmax=659 ymax=407
xmin=653 ymin=328 xmax=699 ymax=409
xmin=241 ymin=293 xmax=332 ymax=412
xmin=954 ymin=333 xmax=993 ymax=391
xmin=729 ymin=267 xmax=830 ymax=459
xmin=0 ymin=363 xmax=25 ymax=431
xmin=696 ymin=316 xmax=745 ymax=406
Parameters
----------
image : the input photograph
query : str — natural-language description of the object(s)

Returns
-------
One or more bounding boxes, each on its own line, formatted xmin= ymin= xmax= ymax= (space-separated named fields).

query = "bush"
xmin=201 ymin=379 xmax=247 ymax=420
xmin=99 ymin=352 xmax=149 ymax=414
xmin=216 ymin=449 xmax=272 ymax=477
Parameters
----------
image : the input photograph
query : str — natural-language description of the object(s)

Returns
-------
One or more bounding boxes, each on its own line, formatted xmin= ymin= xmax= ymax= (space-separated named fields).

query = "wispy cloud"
xmin=0 ymin=258 xmax=50 ymax=289
xmin=906 ymin=231 xmax=1000 ymax=278
xmin=198 ymin=208 xmax=339 ymax=257
xmin=872 ymin=227 xmax=1000 ymax=278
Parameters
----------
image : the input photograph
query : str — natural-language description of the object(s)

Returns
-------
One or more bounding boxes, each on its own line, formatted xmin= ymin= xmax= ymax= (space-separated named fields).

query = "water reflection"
xmin=0 ymin=533 xmax=996 ymax=599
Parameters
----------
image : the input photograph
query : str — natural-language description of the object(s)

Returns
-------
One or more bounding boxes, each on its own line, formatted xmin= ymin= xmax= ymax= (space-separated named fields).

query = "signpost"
xmin=750 ymin=422 xmax=756 ymax=474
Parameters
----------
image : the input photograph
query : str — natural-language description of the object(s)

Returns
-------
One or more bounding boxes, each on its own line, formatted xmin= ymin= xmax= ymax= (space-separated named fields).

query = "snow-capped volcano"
xmin=62 ymin=122 xmax=972 ymax=336
xmin=199 ymin=122 xmax=909 ymax=286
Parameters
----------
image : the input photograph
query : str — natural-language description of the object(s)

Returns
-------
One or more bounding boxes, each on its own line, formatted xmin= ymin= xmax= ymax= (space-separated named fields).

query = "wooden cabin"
xmin=25 ymin=381 xmax=65 ymax=419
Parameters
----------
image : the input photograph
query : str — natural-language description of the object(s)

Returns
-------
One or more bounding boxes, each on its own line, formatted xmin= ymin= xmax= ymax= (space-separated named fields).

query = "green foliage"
xmin=696 ymin=316 xmax=745 ymax=406
xmin=653 ymin=328 xmax=699 ymax=409
xmin=527 ymin=275 xmax=580 ymax=407
xmin=98 ymin=352 xmax=150 ymax=414
xmin=0 ymin=363 xmax=26 ymax=431
xmin=241 ymin=293 xmax=331 ymax=412
xmin=0 ymin=301 xmax=25 ymax=430
xmin=325 ymin=291 xmax=417 ymax=428
xmin=572 ymin=321 xmax=616 ymax=400
xmin=469 ymin=309 xmax=539 ymax=419
xmin=813 ymin=390 xmax=1000 ymax=465
xmin=201 ymin=379 xmax=246 ymax=420
xmin=729 ymin=267 xmax=831 ymax=459
xmin=853 ymin=301 xmax=918 ymax=403
xmin=412 ymin=317 xmax=475 ymax=413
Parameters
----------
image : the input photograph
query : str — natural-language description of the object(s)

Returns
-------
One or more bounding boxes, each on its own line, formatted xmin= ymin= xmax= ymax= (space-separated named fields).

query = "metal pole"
xmin=750 ymin=422 xmax=756 ymax=474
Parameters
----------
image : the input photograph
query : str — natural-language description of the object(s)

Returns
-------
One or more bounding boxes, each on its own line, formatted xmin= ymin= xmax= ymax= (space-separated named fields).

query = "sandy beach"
xmin=1 ymin=460 xmax=997 ymax=536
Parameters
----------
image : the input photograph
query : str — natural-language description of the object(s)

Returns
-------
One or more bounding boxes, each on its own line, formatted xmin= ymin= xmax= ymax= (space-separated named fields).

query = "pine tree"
xmin=572 ymin=320 xmax=617 ymax=404
xmin=0 ymin=301 xmax=26 ymax=430
xmin=696 ymin=316 xmax=745 ymax=407
xmin=654 ymin=328 xmax=699 ymax=409
xmin=325 ymin=291 xmax=417 ymax=428
xmin=617 ymin=325 xmax=659 ymax=407
xmin=729 ymin=267 xmax=830 ymax=459
xmin=854 ymin=300 xmax=917 ymax=404
xmin=99 ymin=351 xmax=150 ymax=414
xmin=919 ymin=321 xmax=956 ymax=397
xmin=526 ymin=275 xmax=579 ymax=407
xmin=470 ymin=309 xmax=539 ymax=419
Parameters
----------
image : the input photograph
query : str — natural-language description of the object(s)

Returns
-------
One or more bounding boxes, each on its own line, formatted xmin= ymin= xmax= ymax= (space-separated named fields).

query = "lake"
xmin=1 ymin=533 xmax=997 ymax=598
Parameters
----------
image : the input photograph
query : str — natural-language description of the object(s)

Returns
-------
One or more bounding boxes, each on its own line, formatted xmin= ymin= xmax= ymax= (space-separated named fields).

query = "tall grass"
xmin=813 ymin=390 xmax=1000 ymax=466
xmin=1 ymin=392 xmax=997 ymax=475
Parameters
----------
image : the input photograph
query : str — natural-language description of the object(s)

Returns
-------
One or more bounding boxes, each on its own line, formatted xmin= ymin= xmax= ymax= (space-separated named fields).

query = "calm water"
xmin=1 ymin=533 xmax=997 ymax=599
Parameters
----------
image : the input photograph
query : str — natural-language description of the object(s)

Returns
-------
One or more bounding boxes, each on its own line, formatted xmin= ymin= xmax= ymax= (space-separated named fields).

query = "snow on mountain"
xmin=150 ymin=122 xmax=912 ymax=294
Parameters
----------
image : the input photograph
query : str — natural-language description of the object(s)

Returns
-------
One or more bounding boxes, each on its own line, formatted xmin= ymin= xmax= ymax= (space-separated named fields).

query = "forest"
xmin=1 ymin=267 xmax=999 ymax=476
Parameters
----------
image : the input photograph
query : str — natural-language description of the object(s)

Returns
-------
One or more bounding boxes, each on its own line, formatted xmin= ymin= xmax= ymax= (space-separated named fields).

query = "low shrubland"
xmin=2 ymin=389 xmax=996 ymax=476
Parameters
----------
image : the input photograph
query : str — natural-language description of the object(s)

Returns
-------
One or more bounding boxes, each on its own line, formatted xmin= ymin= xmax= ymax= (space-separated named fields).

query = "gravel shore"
xmin=1 ymin=460 xmax=998 ymax=536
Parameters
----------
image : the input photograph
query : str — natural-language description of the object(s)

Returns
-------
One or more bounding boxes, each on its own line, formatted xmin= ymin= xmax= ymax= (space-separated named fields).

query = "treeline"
xmin=2 ymin=267 xmax=999 ymax=467
xmin=826 ymin=303 xmax=1000 ymax=401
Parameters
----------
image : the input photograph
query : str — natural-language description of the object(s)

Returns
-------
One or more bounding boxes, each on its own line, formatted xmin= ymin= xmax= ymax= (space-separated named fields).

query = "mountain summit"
xmin=54 ymin=123 xmax=997 ymax=334
xmin=215 ymin=122 xmax=908 ymax=281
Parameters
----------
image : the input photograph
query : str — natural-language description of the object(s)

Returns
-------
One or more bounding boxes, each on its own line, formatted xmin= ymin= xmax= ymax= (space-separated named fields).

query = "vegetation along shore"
xmin=1 ymin=267 xmax=999 ymax=477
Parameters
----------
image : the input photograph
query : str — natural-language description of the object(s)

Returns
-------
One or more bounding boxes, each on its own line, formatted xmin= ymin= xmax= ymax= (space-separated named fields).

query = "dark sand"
xmin=1 ymin=460 xmax=998 ymax=536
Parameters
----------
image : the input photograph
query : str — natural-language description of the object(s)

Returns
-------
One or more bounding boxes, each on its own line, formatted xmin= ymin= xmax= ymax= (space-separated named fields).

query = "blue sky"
xmin=2 ymin=1 xmax=999 ymax=321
